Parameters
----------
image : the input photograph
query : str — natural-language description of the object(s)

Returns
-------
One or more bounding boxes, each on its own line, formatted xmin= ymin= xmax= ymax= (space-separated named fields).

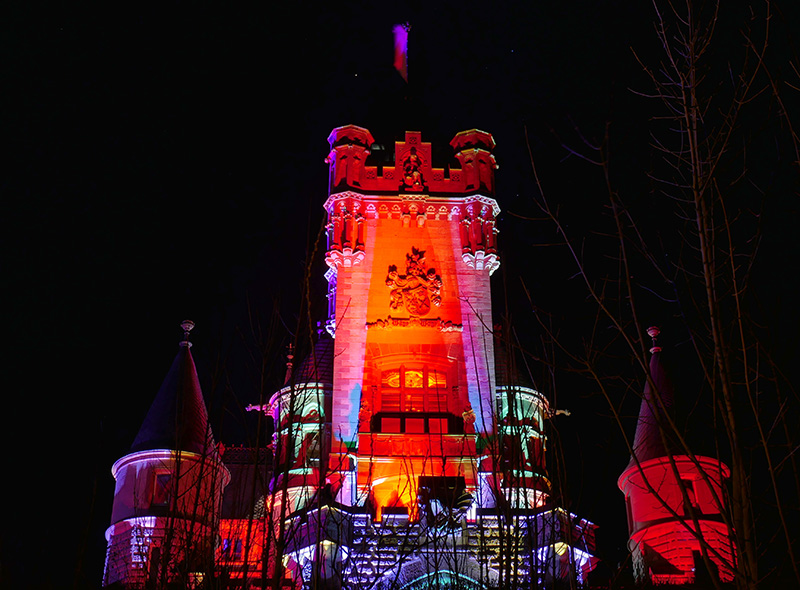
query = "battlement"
xmin=326 ymin=126 xmax=498 ymax=197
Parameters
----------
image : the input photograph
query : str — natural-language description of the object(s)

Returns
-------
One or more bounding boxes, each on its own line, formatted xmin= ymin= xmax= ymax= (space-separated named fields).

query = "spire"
xmin=290 ymin=332 xmax=334 ymax=386
xmin=284 ymin=342 xmax=295 ymax=385
xmin=130 ymin=321 xmax=216 ymax=455
xmin=493 ymin=323 xmax=535 ymax=389
xmin=626 ymin=326 xmax=675 ymax=470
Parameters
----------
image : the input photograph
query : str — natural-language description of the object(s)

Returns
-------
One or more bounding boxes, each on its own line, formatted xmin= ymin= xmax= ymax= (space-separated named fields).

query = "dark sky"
xmin=4 ymin=2 xmax=799 ymax=588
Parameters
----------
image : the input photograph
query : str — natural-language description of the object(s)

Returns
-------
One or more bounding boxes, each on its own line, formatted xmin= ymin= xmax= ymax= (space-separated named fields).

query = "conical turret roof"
xmin=131 ymin=324 xmax=216 ymax=455
xmin=626 ymin=327 xmax=674 ymax=471
xmin=494 ymin=325 xmax=535 ymax=390
xmin=289 ymin=332 xmax=334 ymax=386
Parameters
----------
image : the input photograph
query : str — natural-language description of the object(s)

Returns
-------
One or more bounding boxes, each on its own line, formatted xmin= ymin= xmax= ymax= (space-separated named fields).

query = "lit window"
xmin=381 ymin=392 xmax=401 ymax=412
xmin=405 ymin=369 xmax=424 ymax=388
xmin=379 ymin=366 xmax=448 ymax=412
xmin=382 ymin=370 xmax=401 ymax=388
xmin=428 ymin=372 xmax=447 ymax=388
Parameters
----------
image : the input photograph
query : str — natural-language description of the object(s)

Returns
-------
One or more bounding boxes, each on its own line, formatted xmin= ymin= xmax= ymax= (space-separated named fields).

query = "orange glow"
xmin=331 ymin=204 xmax=492 ymax=518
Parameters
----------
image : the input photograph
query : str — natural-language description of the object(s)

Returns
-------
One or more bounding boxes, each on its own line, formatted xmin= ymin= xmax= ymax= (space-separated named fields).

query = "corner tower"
xmin=618 ymin=327 xmax=736 ymax=585
xmin=102 ymin=322 xmax=230 ymax=589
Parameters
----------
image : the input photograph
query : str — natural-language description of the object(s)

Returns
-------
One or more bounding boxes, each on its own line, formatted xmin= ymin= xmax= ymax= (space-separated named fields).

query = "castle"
xmin=101 ymin=126 xmax=734 ymax=588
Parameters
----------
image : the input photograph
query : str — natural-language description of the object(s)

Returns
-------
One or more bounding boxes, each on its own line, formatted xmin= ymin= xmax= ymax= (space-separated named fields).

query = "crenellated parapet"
xmin=326 ymin=126 xmax=498 ymax=197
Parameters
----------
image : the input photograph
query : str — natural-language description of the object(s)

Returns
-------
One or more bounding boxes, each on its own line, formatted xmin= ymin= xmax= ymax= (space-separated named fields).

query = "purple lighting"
xmin=393 ymin=23 xmax=409 ymax=82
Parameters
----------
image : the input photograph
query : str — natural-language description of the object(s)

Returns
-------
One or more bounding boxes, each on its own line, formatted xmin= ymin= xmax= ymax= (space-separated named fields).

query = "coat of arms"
xmin=386 ymin=247 xmax=442 ymax=316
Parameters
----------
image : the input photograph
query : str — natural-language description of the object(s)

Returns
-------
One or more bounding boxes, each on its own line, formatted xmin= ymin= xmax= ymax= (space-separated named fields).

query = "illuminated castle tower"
xmin=261 ymin=126 xmax=598 ymax=589
xmin=618 ymin=327 xmax=736 ymax=585
xmin=103 ymin=321 xmax=230 ymax=588
xmin=323 ymin=125 xmax=500 ymax=517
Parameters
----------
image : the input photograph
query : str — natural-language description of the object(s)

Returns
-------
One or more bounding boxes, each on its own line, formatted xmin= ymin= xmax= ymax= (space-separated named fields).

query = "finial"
xmin=647 ymin=326 xmax=661 ymax=354
xmin=180 ymin=320 xmax=195 ymax=348
xmin=284 ymin=343 xmax=294 ymax=385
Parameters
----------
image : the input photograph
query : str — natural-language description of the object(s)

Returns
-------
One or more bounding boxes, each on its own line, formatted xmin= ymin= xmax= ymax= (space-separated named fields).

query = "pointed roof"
xmin=289 ymin=332 xmax=334 ymax=386
xmin=130 ymin=323 xmax=216 ymax=455
xmin=626 ymin=327 xmax=675 ymax=470
xmin=494 ymin=323 xmax=535 ymax=389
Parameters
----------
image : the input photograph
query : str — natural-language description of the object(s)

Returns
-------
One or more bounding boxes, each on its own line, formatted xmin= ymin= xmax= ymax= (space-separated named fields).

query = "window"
xmin=681 ymin=478 xmax=700 ymax=515
xmin=371 ymin=412 xmax=463 ymax=435
xmin=379 ymin=366 xmax=448 ymax=413
xmin=152 ymin=472 xmax=173 ymax=507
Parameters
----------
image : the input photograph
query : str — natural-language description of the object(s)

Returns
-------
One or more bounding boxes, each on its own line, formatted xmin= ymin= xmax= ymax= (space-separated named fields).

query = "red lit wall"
xmin=619 ymin=455 xmax=736 ymax=583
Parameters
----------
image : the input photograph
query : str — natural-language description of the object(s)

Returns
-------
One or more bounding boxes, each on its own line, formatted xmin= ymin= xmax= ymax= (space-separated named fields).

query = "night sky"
xmin=5 ymin=3 xmax=799 ymax=588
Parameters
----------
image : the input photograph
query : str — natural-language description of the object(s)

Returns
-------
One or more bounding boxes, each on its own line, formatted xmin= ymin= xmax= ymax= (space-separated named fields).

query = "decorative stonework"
xmin=386 ymin=248 xmax=442 ymax=316
xmin=400 ymin=146 xmax=425 ymax=191
xmin=459 ymin=200 xmax=500 ymax=275
xmin=462 ymin=250 xmax=499 ymax=274
xmin=462 ymin=404 xmax=477 ymax=426
xmin=326 ymin=195 xmax=366 ymax=269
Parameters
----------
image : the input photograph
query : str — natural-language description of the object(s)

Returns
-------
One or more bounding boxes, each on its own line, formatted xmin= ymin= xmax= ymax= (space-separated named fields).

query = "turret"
xmin=618 ymin=327 xmax=736 ymax=585
xmin=326 ymin=125 xmax=375 ymax=193
xmin=103 ymin=322 xmax=230 ymax=588
xmin=490 ymin=328 xmax=598 ymax=586
xmin=269 ymin=333 xmax=334 ymax=513
xmin=234 ymin=333 xmax=338 ymax=588
xmin=450 ymin=129 xmax=498 ymax=196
